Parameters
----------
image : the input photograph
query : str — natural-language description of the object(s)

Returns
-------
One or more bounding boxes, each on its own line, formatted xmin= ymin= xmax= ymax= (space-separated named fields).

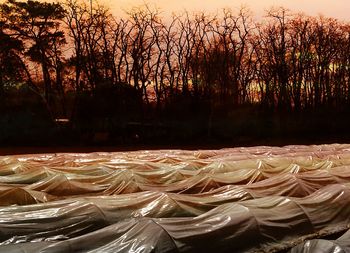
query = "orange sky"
xmin=107 ymin=0 xmax=349 ymax=20
xmin=0 ymin=0 xmax=348 ymax=21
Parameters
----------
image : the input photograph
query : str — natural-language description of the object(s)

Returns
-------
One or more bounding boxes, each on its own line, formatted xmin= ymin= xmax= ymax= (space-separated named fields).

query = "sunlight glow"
xmin=107 ymin=0 xmax=349 ymax=20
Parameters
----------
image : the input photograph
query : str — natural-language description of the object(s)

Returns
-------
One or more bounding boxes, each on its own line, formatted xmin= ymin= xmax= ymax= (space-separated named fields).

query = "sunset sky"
xmin=109 ymin=0 xmax=349 ymax=20
xmin=0 ymin=0 xmax=348 ymax=20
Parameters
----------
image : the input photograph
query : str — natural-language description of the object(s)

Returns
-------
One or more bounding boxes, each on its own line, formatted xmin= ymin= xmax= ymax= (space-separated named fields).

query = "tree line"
xmin=0 ymin=0 xmax=350 ymax=144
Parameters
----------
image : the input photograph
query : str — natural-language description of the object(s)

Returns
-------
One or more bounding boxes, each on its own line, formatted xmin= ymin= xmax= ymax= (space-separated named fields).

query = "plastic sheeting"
xmin=1 ymin=144 xmax=350 ymax=252
xmin=290 ymin=229 xmax=350 ymax=253
xmin=1 ymin=184 xmax=350 ymax=252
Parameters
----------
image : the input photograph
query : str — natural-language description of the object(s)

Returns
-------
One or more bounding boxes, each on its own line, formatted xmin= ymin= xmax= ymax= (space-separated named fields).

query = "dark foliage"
xmin=0 ymin=1 xmax=350 ymax=147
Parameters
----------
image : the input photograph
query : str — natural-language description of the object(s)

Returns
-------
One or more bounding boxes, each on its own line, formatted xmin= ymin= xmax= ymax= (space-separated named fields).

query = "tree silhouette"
xmin=1 ymin=0 xmax=350 ymax=145
xmin=0 ymin=0 xmax=66 ymax=117
xmin=0 ymin=20 xmax=24 ymax=97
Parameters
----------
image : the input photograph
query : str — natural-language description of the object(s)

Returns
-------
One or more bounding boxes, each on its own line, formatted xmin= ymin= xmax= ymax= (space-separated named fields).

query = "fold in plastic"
xmin=1 ymin=144 xmax=350 ymax=252
xmin=290 ymin=229 xmax=350 ymax=253
xmin=1 ymin=184 xmax=350 ymax=252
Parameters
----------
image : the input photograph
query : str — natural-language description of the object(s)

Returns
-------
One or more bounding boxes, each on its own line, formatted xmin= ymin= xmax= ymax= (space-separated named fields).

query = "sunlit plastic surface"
xmin=1 ymin=144 xmax=350 ymax=252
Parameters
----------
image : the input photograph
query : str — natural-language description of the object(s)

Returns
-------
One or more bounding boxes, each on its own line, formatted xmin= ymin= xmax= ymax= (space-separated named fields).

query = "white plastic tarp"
xmin=0 ymin=144 xmax=350 ymax=252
